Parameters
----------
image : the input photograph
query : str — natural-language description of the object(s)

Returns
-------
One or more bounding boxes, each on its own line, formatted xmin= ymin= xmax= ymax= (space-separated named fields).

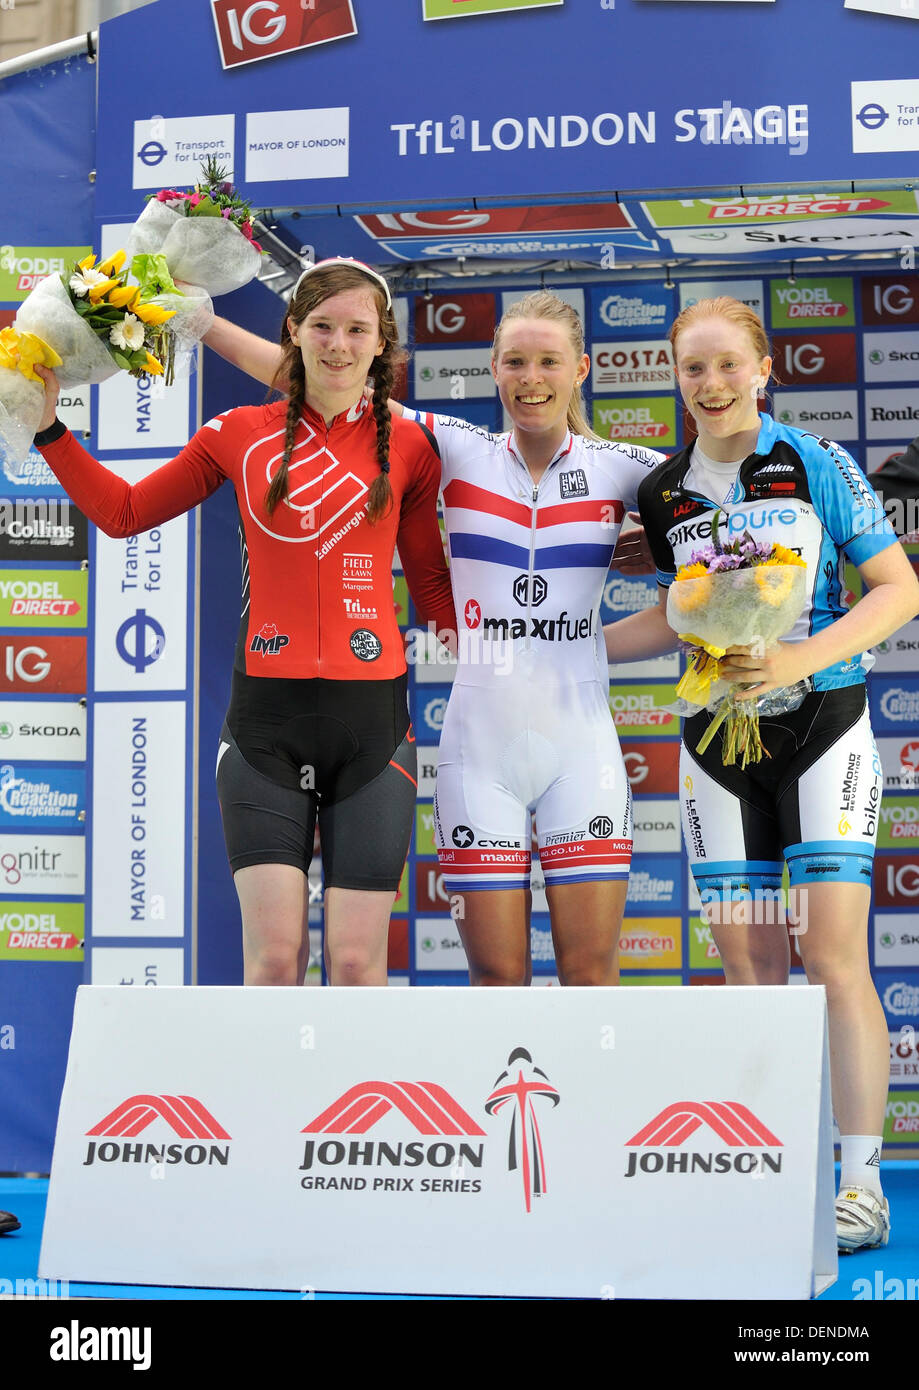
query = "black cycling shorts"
xmin=215 ymin=670 xmax=417 ymax=892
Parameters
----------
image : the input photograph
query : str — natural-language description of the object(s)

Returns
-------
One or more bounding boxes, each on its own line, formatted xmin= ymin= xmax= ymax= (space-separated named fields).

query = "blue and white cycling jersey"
xmin=637 ymin=414 xmax=899 ymax=689
xmin=404 ymin=409 xmax=662 ymax=892
xmin=410 ymin=410 xmax=662 ymax=686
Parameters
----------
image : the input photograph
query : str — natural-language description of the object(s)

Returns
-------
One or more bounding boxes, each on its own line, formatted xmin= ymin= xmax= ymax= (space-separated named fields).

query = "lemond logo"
xmin=624 ymin=1101 xmax=783 ymax=1178
xmin=82 ymin=1094 xmax=231 ymax=1168
xmin=485 ymin=1048 xmax=559 ymax=1214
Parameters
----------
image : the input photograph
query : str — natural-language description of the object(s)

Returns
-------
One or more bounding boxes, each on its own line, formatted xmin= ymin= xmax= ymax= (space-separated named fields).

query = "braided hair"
xmin=265 ymin=263 xmax=402 ymax=523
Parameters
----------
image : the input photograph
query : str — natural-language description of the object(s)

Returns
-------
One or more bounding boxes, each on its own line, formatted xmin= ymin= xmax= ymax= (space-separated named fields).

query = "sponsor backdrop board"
xmin=96 ymin=0 xmax=919 ymax=213
xmin=41 ymin=985 xmax=836 ymax=1299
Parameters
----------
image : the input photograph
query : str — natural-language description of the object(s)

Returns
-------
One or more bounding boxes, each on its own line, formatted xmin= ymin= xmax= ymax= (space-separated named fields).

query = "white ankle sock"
xmin=839 ymin=1135 xmax=883 ymax=1199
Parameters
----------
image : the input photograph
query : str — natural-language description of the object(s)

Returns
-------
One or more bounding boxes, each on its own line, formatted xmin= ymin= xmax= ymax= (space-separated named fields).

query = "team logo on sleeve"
xmin=349 ymin=629 xmax=382 ymax=662
xmin=559 ymin=469 xmax=589 ymax=500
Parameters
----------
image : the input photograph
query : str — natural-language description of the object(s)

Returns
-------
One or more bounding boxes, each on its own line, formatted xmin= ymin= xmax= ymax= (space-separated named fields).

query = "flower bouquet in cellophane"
xmin=666 ymin=511 xmax=809 ymax=767
xmin=126 ymin=156 xmax=263 ymax=299
xmin=0 ymin=250 xmax=176 ymax=473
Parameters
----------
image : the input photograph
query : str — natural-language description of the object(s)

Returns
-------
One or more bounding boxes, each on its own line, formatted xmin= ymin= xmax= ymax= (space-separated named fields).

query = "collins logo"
xmin=82 ymin=1094 xmax=231 ymax=1168
xmin=485 ymin=1047 xmax=559 ymax=1214
xmin=250 ymin=621 xmax=290 ymax=656
xmin=512 ymin=574 xmax=547 ymax=608
xmin=211 ymin=0 xmax=358 ymax=71
xmin=298 ymin=1081 xmax=486 ymax=1191
xmin=624 ymin=1101 xmax=783 ymax=1178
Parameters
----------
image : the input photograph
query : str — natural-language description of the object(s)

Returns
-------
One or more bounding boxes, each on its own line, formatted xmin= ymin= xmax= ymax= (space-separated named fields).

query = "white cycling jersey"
xmin=406 ymin=410 xmax=663 ymax=892
xmin=411 ymin=411 xmax=663 ymax=686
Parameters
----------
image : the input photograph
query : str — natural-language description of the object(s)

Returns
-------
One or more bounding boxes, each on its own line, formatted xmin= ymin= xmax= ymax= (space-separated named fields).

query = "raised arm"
xmin=34 ymin=367 xmax=227 ymax=537
xmin=204 ymin=315 xmax=286 ymax=390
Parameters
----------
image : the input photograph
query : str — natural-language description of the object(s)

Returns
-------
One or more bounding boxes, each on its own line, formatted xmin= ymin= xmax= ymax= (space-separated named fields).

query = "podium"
xmin=40 ymin=986 xmax=837 ymax=1299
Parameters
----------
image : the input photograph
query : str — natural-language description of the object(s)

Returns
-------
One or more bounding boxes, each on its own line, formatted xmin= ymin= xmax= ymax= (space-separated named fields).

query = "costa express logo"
xmin=211 ymin=0 xmax=357 ymax=70
xmin=624 ymin=1101 xmax=783 ymax=1178
xmin=299 ymin=1081 xmax=486 ymax=1193
xmin=82 ymin=1096 xmax=231 ymax=1168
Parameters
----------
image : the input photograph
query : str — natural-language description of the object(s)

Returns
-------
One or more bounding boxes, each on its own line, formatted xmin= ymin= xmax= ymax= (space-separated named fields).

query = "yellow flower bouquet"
xmin=666 ymin=513 xmax=808 ymax=767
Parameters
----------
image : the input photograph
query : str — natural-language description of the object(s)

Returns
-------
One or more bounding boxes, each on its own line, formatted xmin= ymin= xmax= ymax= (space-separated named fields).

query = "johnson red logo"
xmin=211 ymin=0 xmax=357 ymax=70
xmin=624 ymin=1101 xmax=783 ymax=1178
xmin=303 ymin=1081 xmax=485 ymax=1136
xmin=485 ymin=1048 xmax=560 ymax=1214
xmin=83 ymin=1095 xmax=231 ymax=1168
xmin=299 ymin=1081 xmax=486 ymax=1193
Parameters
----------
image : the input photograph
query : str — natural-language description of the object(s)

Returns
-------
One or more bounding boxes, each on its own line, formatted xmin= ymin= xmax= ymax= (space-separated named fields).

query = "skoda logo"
xmin=452 ymin=824 xmax=474 ymax=848
xmin=512 ymin=574 xmax=547 ymax=608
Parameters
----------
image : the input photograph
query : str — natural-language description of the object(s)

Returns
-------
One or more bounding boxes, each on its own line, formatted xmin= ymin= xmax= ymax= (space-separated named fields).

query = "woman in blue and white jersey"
xmin=404 ymin=292 xmax=662 ymax=989
xmin=605 ymin=296 xmax=919 ymax=1254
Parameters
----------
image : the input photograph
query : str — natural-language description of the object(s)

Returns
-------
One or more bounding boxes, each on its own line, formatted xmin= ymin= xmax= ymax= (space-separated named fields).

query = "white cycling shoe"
xmin=835 ymin=1187 xmax=890 ymax=1253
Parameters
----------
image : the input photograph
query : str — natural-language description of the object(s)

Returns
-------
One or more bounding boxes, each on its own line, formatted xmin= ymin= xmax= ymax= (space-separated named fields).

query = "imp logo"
xmin=512 ymin=574 xmax=548 ymax=608
xmin=452 ymin=825 xmax=474 ymax=848
xmin=250 ymin=622 xmax=290 ymax=657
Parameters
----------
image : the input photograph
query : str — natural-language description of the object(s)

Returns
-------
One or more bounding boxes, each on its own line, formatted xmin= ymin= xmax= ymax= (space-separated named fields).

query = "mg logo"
xmin=512 ymin=574 xmax=547 ymax=608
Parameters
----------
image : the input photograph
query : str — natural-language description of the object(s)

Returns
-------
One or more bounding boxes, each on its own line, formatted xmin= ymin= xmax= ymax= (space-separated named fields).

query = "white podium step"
xmin=40 ymin=985 xmax=836 ymax=1299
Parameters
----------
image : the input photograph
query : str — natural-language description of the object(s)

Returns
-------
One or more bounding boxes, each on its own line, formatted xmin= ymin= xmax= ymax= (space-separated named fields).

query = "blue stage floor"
xmin=1 ymin=1166 xmax=916 ymax=1302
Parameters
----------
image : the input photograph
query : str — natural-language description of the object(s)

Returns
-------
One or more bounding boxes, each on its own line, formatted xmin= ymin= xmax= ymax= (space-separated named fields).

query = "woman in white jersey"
xmin=604 ymin=296 xmax=919 ymax=1253
xmin=208 ymin=288 xmax=660 ymax=986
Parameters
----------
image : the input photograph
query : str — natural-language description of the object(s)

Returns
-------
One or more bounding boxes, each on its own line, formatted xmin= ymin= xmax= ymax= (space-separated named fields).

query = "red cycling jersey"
xmin=38 ymin=396 xmax=455 ymax=679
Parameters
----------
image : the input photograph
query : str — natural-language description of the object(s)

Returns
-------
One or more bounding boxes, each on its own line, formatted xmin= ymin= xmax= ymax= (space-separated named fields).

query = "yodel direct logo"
xmin=82 ymin=1095 xmax=231 ymax=1168
xmin=624 ymin=1100 xmax=783 ymax=1178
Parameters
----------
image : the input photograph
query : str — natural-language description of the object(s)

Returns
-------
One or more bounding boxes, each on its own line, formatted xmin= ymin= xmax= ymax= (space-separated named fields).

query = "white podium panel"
xmin=40 ymin=987 xmax=836 ymax=1299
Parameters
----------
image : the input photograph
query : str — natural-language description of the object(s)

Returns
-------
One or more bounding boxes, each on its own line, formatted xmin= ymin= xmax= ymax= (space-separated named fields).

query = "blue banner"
xmin=95 ymin=0 xmax=918 ymax=219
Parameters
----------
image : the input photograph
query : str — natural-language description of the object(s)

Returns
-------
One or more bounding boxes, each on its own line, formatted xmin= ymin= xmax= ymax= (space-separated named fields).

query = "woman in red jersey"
xmin=34 ymin=260 xmax=455 ymax=986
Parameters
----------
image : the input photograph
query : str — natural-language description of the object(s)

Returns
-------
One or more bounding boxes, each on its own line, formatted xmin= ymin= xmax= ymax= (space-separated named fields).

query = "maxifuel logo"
xmin=299 ymin=1080 xmax=486 ymax=1194
xmin=625 ymin=1101 xmax=783 ymax=1177
xmin=82 ymin=1096 xmax=232 ymax=1168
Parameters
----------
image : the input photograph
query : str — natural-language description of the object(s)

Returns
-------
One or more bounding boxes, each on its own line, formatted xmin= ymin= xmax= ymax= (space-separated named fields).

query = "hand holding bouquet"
xmin=126 ymin=156 xmax=263 ymax=299
xmin=0 ymin=250 xmax=175 ymax=472
xmin=666 ymin=511 xmax=808 ymax=767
